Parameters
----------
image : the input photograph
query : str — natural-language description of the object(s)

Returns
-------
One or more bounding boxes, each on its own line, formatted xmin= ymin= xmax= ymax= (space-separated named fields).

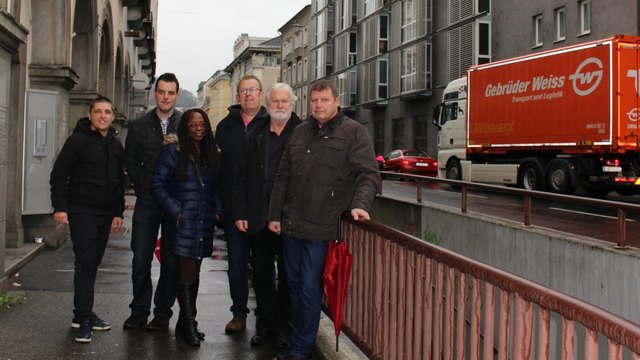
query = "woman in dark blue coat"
xmin=151 ymin=108 xmax=222 ymax=346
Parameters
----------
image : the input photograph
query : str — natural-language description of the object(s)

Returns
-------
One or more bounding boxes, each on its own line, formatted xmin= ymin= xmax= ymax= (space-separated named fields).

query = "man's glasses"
xmin=238 ymin=87 xmax=261 ymax=96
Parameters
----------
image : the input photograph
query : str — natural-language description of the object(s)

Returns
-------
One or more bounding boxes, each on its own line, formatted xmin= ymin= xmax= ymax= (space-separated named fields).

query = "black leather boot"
xmin=176 ymin=281 xmax=204 ymax=340
xmin=176 ymin=283 xmax=200 ymax=347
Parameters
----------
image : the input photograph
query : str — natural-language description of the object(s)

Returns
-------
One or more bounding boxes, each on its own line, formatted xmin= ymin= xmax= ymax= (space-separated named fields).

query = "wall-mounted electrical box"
xmin=22 ymin=89 xmax=57 ymax=214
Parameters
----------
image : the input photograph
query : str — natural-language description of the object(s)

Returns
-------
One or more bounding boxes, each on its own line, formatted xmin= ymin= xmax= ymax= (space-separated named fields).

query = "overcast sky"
xmin=156 ymin=0 xmax=311 ymax=94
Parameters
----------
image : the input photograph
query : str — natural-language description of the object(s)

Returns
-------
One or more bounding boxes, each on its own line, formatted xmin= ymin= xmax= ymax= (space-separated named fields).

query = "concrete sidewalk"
xmin=0 ymin=195 xmax=366 ymax=359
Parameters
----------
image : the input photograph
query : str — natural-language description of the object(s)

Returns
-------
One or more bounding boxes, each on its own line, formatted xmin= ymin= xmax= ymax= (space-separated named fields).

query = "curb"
xmin=314 ymin=311 xmax=367 ymax=360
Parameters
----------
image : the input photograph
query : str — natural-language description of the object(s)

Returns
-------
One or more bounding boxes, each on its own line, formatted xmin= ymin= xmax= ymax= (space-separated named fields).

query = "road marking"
xmin=548 ymin=207 xmax=636 ymax=222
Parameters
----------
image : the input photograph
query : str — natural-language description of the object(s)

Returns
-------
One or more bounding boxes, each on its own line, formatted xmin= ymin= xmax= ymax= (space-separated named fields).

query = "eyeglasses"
xmin=238 ymin=87 xmax=262 ymax=95
xmin=188 ymin=122 xmax=206 ymax=129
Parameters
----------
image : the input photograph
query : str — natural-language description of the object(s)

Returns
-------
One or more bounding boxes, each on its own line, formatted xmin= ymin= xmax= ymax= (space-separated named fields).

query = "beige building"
xmin=205 ymin=71 xmax=232 ymax=129
xmin=224 ymin=33 xmax=282 ymax=103
xmin=0 ymin=0 xmax=158 ymax=291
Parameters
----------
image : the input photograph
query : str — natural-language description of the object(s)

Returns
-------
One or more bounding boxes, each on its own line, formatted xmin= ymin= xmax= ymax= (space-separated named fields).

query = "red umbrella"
xmin=154 ymin=237 xmax=161 ymax=263
xmin=322 ymin=239 xmax=353 ymax=352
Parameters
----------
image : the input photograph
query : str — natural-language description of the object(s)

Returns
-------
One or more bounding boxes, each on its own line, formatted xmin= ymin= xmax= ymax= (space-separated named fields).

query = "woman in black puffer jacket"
xmin=151 ymin=108 xmax=222 ymax=347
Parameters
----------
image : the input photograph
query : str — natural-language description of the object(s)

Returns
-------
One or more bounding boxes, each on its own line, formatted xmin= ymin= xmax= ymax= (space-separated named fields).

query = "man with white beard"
xmin=232 ymin=83 xmax=301 ymax=349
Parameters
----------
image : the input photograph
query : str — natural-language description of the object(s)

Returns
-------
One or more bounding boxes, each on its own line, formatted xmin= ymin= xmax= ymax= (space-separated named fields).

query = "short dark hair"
xmin=155 ymin=72 xmax=180 ymax=93
xmin=310 ymin=80 xmax=339 ymax=98
xmin=90 ymin=96 xmax=113 ymax=111
xmin=237 ymin=75 xmax=263 ymax=93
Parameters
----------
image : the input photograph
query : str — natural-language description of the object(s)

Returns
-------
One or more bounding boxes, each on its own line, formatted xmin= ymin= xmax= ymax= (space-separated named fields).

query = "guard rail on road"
xmin=379 ymin=171 xmax=640 ymax=248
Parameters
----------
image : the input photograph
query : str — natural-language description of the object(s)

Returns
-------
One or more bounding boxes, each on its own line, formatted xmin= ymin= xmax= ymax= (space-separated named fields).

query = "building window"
xmin=303 ymin=58 xmax=308 ymax=80
xmin=401 ymin=47 xmax=416 ymax=93
xmin=364 ymin=0 xmax=374 ymax=17
xmin=349 ymin=69 xmax=357 ymax=105
xmin=477 ymin=21 xmax=490 ymax=64
xmin=378 ymin=58 xmax=388 ymax=99
xmin=326 ymin=43 xmax=334 ymax=76
xmin=315 ymin=14 xmax=325 ymax=45
xmin=401 ymin=0 xmax=417 ymax=43
xmin=554 ymin=7 xmax=566 ymax=41
xmin=477 ymin=0 xmax=490 ymax=13
xmin=315 ymin=48 xmax=323 ymax=79
xmin=533 ymin=14 xmax=543 ymax=47
xmin=413 ymin=115 xmax=429 ymax=151
xmin=374 ymin=120 xmax=385 ymax=155
xmin=579 ymin=0 xmax=591 ymax=35
xmin=292 ymin=64 xmax=297 ymax=84
xmin=379 ymin=15 xmax=388 ymax=53
xmin=392 ymin=118 xmax=405 ymax=149
xmin=349 ymin=32 xmax=357 ymax=66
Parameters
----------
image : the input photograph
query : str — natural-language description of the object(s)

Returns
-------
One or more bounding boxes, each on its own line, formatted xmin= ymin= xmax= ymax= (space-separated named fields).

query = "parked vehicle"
xmin=432 ymin=35 xmax=640 ymax=196
xmin=382 ymin=149 xmax=438 ymax=179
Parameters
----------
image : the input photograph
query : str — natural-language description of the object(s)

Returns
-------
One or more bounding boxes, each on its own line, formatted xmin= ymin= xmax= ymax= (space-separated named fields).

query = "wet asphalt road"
xmin=0 ymin=197 xmax=282 ymax=360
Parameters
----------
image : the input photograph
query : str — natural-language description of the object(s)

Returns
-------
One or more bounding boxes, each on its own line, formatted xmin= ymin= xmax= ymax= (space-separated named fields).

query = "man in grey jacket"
xmin=267 ymin=80 xmax=380 ymax=360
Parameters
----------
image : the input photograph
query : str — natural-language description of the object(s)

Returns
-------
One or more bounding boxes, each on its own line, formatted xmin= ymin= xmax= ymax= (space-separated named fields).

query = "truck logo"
xmin=627 ymin=69 xmax=640 ymax=96
xmin=628 ymin=108 xmax=639 ymax=122
xmin=568 ymin=57 xmax=603 ymax=96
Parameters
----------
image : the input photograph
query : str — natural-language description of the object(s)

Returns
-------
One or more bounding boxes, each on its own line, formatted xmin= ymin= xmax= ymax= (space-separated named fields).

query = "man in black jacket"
xmin=233 ymin=83 xmax=301 ymax=348
xmin=50 ymin=96 xmax=125 ymax=343
xmin=268 ymin=80 xmax=380 ymax=360
xmin=123 ymin=73 xmax=182 ymax=330
xmin=215 ymin=74 xmax=269 ymax=333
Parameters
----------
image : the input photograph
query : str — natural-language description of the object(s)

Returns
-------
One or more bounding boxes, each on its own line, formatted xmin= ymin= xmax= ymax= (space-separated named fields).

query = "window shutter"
xmin=390 ymin=1 xmax=402 ymax=50
xmin=390 ymin=50 xmax=401 ymax=97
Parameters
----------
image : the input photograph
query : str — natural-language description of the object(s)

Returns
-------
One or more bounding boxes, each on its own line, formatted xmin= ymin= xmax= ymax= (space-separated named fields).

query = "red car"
xmin=382 ymin=149 xmax=438 ymax=178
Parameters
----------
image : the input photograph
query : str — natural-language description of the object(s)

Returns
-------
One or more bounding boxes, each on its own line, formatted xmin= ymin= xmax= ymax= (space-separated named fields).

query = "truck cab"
xmin=432 ymin=77 xmax=467 ymax=181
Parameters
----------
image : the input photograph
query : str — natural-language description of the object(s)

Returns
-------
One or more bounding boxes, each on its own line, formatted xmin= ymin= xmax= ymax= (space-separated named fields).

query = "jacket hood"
xmin=163 ymin=133 xmax=179 ymax=145
xmin=73 ymin=117 xmax=118 ymax=137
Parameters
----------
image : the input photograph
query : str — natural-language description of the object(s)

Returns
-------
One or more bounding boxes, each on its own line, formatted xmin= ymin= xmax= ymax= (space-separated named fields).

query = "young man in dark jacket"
xmin=215 ymin=75 xmax=270 ymax=333
xmin=233 ymin=83 xmax=301 ymax=348
xmin=268 ymin=80 xmax=380 ymax=360
xmin=123 ymin=73 xmax=182 ymax=330
xmin=50 ymin=96 xmax=125 ymax=343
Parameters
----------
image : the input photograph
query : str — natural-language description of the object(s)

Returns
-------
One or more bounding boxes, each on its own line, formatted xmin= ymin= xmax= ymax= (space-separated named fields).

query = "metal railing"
xmin=339 ymin=216 xmax=640 ymax=359
xmin=379 ymin=172 xmax=640 ymax=248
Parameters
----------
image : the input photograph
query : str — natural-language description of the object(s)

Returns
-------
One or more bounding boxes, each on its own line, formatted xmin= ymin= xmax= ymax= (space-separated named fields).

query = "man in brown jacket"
xmin=268 ymin=80 xmax=380 ymax=360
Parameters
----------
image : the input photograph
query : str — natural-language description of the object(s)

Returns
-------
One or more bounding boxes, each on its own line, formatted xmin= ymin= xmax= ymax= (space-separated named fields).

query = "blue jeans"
xmin=282 ymin=234 xmax=329 ymax=359
xmin=129 ymin=197 xmax=178 ymax=318
xmin=223 ymin=216 xmax=250 ymax=315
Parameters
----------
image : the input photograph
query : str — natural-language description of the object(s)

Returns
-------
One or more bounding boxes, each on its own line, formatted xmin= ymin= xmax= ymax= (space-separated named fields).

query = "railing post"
xmin=616 ymin=208 xmax=627 ymax=249
xmin=524 ymin=194 xmax=532 ymax=226
xmin=417 ymin=180 xmax=423 ymax=203
xmin=461 ymin=184 xmax=468 ymax=212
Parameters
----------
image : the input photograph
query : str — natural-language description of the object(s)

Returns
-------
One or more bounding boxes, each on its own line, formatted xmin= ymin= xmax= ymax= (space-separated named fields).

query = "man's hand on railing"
xmin=351 ymin=208 xmax=370 ymax=221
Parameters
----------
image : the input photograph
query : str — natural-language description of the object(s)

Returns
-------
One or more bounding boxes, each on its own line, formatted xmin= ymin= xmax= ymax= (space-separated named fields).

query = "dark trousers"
xmin=282 ymin=234 xmax=329 ymax=359
xmin=249 ymin=228 xmax=290 ymax=331
xmin=69 ymin=213 xmax=112 ymax=321
xmin=129 ymin=197 xmax=178 ymax=318
xmin=223 ymin=216 xmax=250 ymax=315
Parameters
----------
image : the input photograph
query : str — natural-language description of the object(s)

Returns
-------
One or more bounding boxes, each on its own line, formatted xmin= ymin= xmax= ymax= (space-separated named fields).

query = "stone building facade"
xmin=0 ymin=0 xmax=158 ymax=291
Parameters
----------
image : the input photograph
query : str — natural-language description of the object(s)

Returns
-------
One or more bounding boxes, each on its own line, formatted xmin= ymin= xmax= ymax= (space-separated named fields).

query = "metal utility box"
xmin=22 ymin=89 xmax=57 ymax=214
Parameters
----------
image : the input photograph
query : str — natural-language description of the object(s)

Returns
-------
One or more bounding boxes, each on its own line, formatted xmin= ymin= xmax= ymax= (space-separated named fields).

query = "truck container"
xmin=433 ymin=35 xmax=640 ymax=196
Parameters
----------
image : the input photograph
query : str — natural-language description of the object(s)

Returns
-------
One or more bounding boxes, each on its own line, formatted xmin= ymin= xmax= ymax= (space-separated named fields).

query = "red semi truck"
xmin=433 ymin=35 xmax=640 ymax=196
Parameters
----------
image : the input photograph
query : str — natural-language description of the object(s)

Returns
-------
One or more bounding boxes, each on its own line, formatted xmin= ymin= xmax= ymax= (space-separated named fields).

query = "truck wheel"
xmin=518 ymin=161 xmax=544 ymax=191
xmin=446 ymin=159 xmax=461 ymax=180
xmin=446 ymin=159 xmax=462 ymax=189
xmin=546 ymin=159 xmax=573 ymax=194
